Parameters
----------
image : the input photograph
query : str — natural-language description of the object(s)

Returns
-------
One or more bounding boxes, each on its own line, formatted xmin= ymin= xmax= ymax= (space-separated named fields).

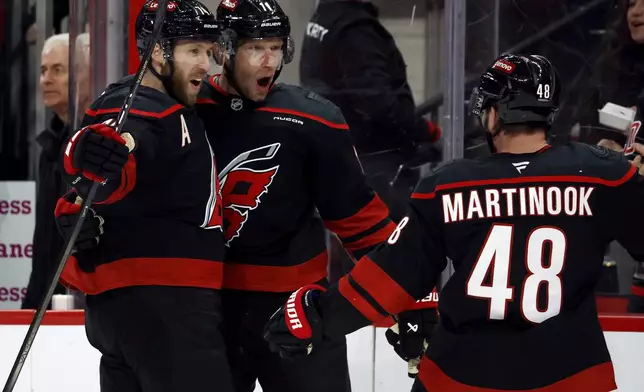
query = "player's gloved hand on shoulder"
xmin=55 ymin=190 xmax=104 ymax=252
xmin=263 ymin=285 xmax=326 ymax=360
xmin=385 ymin=306 xmax=438 ymax=378
xmin=63 ymin=123 xmax=130 ymax=183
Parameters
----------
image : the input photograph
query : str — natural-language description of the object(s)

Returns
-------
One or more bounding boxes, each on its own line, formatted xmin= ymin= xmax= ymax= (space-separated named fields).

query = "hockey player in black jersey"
xmin=193 ymin=1 xmax=396 ymax=391
xmin=54 ymin=1 xmax=234 ymax=391
xmin=265 ymin=53 xmax=644 ymax=391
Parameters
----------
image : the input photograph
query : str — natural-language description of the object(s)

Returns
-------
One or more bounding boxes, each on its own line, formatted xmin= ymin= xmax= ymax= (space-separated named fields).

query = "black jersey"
xmin=196 ymin=76 xmax=394 ymax=292
xmin=61 ymin=76 xmax=225 ymax=295
xmin=318 ymin=143 xmax=644 ymax=391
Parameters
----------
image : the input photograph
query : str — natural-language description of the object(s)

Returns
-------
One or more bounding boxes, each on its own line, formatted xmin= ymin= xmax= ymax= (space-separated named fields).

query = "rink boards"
xmin=0 ymin=311 xmax=643 ymax=391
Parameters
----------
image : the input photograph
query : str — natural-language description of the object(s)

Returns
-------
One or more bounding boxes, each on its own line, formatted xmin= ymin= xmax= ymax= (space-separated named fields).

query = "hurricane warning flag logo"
xmin=219 ymin=143 xmax=280 ymax=244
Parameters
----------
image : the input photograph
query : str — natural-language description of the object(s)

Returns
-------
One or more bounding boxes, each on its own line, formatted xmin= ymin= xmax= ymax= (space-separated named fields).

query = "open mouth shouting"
xmin=189 ymin=78 xmax=203 ymax=91
xmin=256 ymin=76 xmax=273 ymax=93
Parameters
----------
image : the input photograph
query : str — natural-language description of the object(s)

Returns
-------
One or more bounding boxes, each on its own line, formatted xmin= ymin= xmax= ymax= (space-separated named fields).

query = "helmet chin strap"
xmin=484 ymin=111 xmax=504 ymax=154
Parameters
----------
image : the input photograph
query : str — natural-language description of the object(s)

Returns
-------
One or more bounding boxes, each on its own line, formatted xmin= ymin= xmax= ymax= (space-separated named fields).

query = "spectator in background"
xmin=22 ymin=32 xmax=89 ymax=309
xmin=572 ymin=0 xmax=644 ymax=305
xmin=573 ymin=0 xmax=644 ymax=144
xmin=26 ymin=1 xmax=70 ymax=44
xmin=300 ymin=0 xmax=441 ymax=281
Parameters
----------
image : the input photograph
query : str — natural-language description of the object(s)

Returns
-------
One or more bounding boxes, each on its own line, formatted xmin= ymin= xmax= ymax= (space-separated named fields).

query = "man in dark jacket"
xmin=22 ymin=34 xmax=72 ymax=309
xmin=300 ymin=0 xmax=440 ymax=161
xmin=300 ymin=0 xmax=441 ymax=281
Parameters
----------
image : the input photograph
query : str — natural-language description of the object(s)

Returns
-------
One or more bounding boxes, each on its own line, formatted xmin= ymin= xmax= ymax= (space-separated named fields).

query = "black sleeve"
xmin=64 ymin=115 xmax=160 ymax=204
xmin=333 ymin=23 xmax=431 ymax=144
xmin=318 ymin=175 xmax=447 ymax=339
xmin=308 ymin=120 xmax=396 ymax=260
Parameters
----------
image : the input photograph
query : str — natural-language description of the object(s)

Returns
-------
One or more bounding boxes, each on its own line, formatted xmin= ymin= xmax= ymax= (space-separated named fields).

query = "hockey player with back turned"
xmin=54 ymin=1 xmax=234 ymax=391
xmin=264 ymin=53 xmax=644 ymax=391
xmin=195 ymin=0 xmax=397 ymax=391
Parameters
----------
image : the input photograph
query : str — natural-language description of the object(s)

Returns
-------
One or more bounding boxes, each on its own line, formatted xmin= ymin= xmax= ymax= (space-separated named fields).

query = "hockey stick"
xmin=1 ymin=2 xmax=168 ymax=391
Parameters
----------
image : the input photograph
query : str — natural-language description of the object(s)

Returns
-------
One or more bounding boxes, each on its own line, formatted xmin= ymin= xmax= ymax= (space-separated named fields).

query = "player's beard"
xmin=163 ymin=63 xmax=200 ymax=107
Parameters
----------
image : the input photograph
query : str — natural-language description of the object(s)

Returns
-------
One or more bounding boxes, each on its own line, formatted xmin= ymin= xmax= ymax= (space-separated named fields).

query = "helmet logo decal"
xmin=221 ymin=0 xmax=238 ymax=10
xmin=148 ymin=1 xmax=178 ymax=12
xmin=231 ymin=98 xmax=243 ymax=111
xmin=492 ymin=59 xmax=515 ymax=74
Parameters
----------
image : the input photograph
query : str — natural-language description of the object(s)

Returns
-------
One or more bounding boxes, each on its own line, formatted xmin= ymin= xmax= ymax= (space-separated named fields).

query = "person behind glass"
xmin=300 ymin=0 xmax=441 ymax=220
xmin=597 ymin=101 xmax=644 ymax=313
xmin=300 ymin=0 xmax=441 ymax=285
xmin=23 ymin=33 xmax=79 ymax=309
xmin=26 ymin=1 xmax=69 ymax=44
xmin=573 ymin=0 xmax=644 ymax=144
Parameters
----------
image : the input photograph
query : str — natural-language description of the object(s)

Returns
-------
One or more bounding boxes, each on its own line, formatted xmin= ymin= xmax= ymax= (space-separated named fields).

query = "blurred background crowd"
xmin=0 ymin=0 xmax=640 ymax=312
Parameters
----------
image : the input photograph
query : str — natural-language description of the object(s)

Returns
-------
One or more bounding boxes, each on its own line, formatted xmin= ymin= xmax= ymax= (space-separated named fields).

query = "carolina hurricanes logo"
xmin=148 ymin=1 xmax=178 ymax=11
xmin=221 ymin=0 xmax=238 ymax=11
xmin=219 ymin=143 xmax=280 ymax=245
xmin=624 ymin=120 xmax=642 ymax=156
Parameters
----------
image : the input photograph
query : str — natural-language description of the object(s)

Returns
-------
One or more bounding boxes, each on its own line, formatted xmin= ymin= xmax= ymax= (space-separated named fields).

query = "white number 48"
xmin=466 ymin=224 xmax=566 ymax=323
xmin=536 ymin=84 xmax=551 ymax=99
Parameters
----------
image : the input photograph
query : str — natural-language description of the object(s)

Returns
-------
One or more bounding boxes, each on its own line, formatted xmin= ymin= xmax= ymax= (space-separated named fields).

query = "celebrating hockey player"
xmin=193 ymin=0 xmax=402 ymax=390
xmin=54 ymin=1 xmax=234 ymax=391
xmin=264 ymin=54 xmax=644 ymax=391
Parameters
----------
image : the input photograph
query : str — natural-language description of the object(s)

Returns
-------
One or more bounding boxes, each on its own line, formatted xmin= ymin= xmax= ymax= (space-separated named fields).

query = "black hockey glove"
xmin=55 ymin=190 xmax=104 ymax=252
xmin=385 ymin=306 xmax=438 ymax=378
xmin=263 ymin=285 xmax=326 ymax=360
xmin=63 ymin=123 xmax=129 ymax=183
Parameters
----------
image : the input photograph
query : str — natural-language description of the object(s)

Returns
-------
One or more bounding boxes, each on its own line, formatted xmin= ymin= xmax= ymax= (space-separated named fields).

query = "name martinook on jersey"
xmin=441 ymin=185 xmax=594 ymax=224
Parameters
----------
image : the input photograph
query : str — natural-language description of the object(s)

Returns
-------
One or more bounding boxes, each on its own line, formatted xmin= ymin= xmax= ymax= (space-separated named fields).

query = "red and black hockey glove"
xmin=385 ymin=305 xmax=438 ymax=378
xmin=426 ymin=120 xmax=442 ymax=143
xmin=63 ymin=123 xmax=129 ymax=183
xmin=55 ymin=190 xmax=104 ymax=253
xmin=263 ymin=285 xmax=326 ymax=360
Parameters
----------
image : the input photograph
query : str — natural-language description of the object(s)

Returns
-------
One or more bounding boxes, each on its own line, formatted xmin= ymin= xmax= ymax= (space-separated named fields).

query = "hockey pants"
xmin=85 ymin=286 xmax=234 ymax=392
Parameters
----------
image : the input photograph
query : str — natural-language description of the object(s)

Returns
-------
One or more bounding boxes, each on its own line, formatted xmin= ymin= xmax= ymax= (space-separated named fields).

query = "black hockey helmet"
xmin=136 ymin=0 xmax=220 ymax=59
xmin=213 ymin=0 xmax=294 ymax=99
xmin=469 ymin=54 xmax=560 ymax=130
xmin=215 ymin=0 xmax=294 ymax=64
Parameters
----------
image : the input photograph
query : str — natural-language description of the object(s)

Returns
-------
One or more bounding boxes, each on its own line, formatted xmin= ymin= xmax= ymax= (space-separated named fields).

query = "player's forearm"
xmin=317 ymin=257 xmax=424 ymax=339
xmin=317 ymin=283 xmax=376 ymax=339
xmin=324 ymin=193 xmax=394 ymax=258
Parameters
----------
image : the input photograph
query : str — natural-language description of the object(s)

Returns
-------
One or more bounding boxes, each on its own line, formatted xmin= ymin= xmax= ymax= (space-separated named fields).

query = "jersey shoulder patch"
xmin=584 ymin=143 xmax=614 ymax=159
xmin=571 ymin=142 xmax=634 ymax=183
